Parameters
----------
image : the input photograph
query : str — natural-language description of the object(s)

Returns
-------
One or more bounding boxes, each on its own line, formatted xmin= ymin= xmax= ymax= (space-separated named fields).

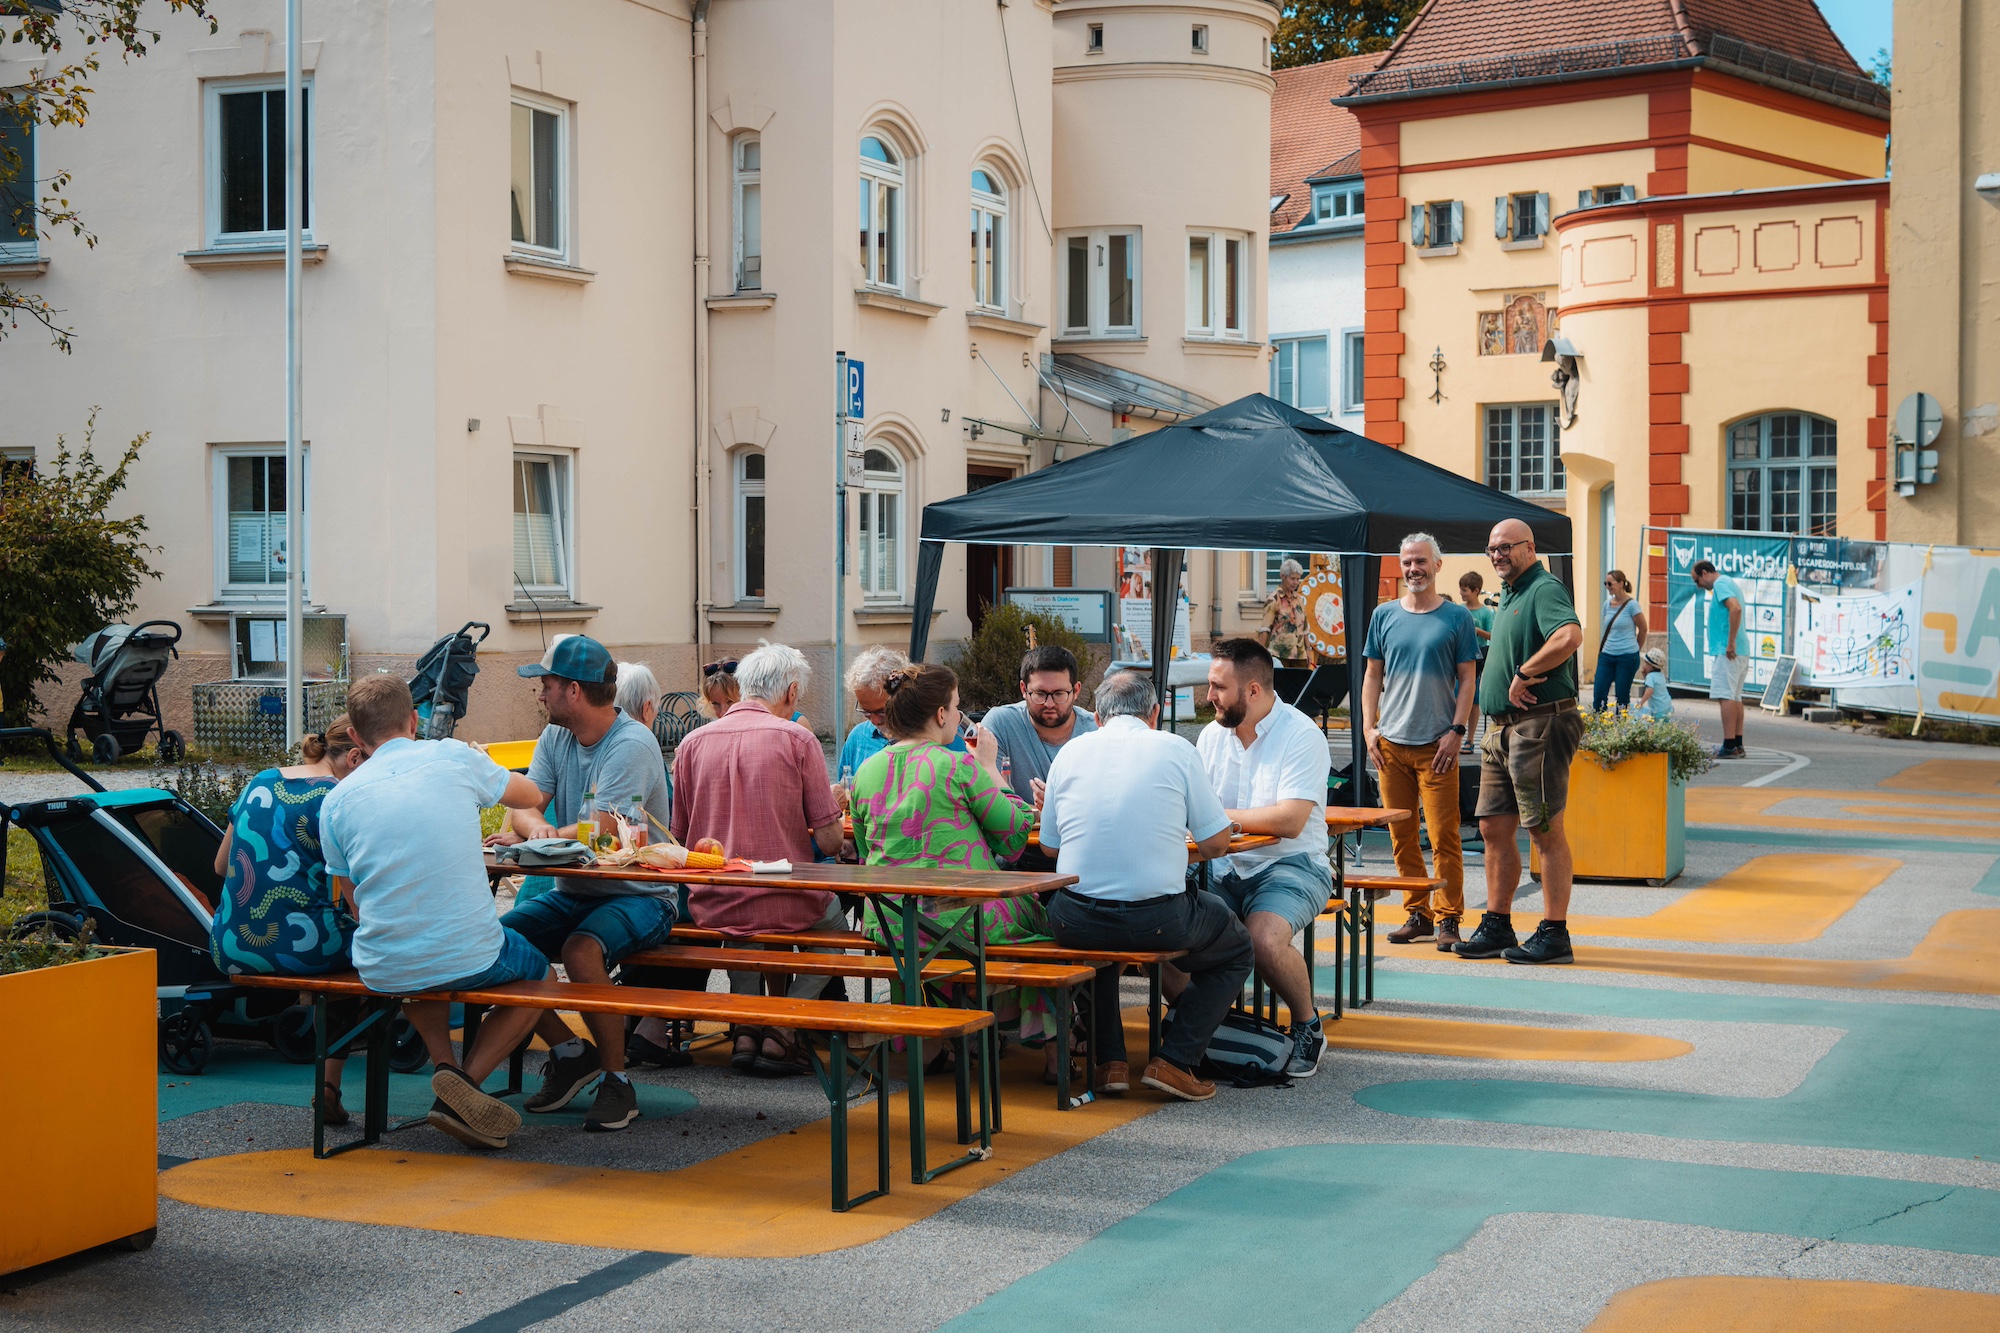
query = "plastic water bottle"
xmin=625 ymin=794 xmax=648 ymax=848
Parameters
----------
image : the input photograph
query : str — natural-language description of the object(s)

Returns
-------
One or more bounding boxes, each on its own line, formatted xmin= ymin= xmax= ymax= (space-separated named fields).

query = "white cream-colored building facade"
xmin=0 ymin=0 xmax=1279 ymax=740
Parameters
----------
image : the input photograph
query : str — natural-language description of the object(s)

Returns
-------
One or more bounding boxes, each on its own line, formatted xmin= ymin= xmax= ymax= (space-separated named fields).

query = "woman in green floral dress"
xmin=850 ymin=663 xmax=1062 ymax=1061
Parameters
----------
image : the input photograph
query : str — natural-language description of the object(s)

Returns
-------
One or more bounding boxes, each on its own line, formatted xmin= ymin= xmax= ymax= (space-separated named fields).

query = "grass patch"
xmin=1 ymin=826 xmax=50 ymax=937
xmin=1881 ymin=715 xmax=2000 ymax=747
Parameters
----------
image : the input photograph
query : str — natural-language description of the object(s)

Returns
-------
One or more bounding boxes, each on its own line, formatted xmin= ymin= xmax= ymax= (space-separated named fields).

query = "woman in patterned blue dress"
xmin=209 ymin=716 xmax=366 ymax=1119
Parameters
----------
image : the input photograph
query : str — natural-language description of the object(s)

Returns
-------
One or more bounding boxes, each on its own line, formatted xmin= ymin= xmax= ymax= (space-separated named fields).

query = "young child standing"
xmin=1636 ymin=646 xmax=1674 ymax=719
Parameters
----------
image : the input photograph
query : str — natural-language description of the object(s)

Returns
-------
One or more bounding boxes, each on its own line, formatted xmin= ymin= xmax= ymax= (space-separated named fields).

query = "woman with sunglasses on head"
xmin=848 ymin=663 xmax=1063 ymax=1074
xmin=1592 ymin=570 xmax=1649 ymax=712
xmin=706 ymin=655 xmax=812 ymax=733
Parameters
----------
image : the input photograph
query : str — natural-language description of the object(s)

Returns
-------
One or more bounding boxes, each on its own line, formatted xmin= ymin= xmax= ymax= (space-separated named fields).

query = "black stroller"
xmin=1 ymin=727 xmax=426 ymax=1075
xmin=66 ymin=620 xmax=185 ymax=764
xmin=410 ymin=621 xmax=490 ymax=740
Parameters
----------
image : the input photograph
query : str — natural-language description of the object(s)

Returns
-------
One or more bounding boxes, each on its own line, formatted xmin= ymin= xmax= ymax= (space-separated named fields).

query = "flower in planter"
xmin=1580 ymin=707 xmax=1715 ymax=785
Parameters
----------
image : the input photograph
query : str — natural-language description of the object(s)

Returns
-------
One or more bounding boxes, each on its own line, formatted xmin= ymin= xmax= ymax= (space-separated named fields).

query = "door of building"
xmin=965 ymin=466 xmax=1015 ymax=632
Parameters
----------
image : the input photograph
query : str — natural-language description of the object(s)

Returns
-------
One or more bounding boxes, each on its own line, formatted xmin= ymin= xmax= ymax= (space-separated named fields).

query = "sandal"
xmin=321 ymin=1082 xmax=350 ymax=1127
xmin=730 ymin=1026 xmax=761 ymax=1073
xmin=751 ymin=1029 xmax=812 ymax=1078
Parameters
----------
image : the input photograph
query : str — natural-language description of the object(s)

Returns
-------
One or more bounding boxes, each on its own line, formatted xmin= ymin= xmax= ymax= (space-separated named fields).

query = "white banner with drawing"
xmin=1792 ymin=582 xmax=1920 ymax=687
xmin=1914 ymin=548 xmax=2000 ymax=724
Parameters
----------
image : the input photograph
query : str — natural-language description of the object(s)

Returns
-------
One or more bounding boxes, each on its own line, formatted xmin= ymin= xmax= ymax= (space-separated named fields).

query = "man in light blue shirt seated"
xmin=321 ymin=675 xmax=554 ymax=1152
xmin=836 ymin=644 xmax=964 ymax=785
xmin=1040 ymin=670 xmax=1248 ymax=1103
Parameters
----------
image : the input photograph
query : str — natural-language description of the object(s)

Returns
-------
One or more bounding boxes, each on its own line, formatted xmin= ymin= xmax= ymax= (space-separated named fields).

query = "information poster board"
xmin=1003 ymin=588 xmax=1112 ymax=642
xmin=1114 ymin=547 xmax=1191 ymax=661
xmin=1792 ymin=536 xmax=1886 ymax=592
xmin=1664 ymin=530 xmax=1790 ymax=694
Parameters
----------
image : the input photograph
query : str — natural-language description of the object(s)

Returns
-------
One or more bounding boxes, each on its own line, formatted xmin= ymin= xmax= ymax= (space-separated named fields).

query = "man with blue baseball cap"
xmin=486 ymin=634 xmax=673 ymax=1132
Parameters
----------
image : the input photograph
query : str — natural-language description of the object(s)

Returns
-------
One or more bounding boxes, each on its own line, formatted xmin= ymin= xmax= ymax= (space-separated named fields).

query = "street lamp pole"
xmin=283 ymin=0 xmax=304 ymax=747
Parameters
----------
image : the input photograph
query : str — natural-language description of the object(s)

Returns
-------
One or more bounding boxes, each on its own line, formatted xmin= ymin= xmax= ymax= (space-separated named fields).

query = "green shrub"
xmin=1581 ymin=706 xmax=1714 ymax=784
xmin=149 ymin=740 xmax=294 ymax=827
xmin=0 ymin=914 xmax=102 ymax=978
xmin=946 ymin=603 xmax=1095 ymax=713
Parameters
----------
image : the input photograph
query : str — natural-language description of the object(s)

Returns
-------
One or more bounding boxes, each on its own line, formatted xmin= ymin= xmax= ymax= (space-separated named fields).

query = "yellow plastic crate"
xmin=483 ymin=738 xmax=538 ymax=772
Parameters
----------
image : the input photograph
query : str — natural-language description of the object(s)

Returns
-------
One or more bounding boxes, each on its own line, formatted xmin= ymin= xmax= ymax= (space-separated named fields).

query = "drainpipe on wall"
xmin=691 ymin=0 xmax=714 ymax=674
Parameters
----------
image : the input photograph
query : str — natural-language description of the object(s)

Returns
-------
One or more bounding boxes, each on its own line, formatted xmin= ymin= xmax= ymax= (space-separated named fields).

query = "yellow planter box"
xmin=0 ymin=948 xmax=158 ymax=1274
xmin=1531 ymin=749 xmax=1686 ymax=885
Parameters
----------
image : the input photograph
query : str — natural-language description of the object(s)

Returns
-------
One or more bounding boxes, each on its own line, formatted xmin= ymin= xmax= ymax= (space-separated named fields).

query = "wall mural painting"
xmin=1475 ymin=292 xmax=1551 ymax=357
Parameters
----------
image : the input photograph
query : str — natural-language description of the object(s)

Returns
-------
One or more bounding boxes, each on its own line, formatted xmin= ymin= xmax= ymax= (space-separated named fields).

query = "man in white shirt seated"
xmin=1197 ymin=637 xmax=1334 ymax=1079
xmin=1041 ymin=670 xmax=1246 ymax=1102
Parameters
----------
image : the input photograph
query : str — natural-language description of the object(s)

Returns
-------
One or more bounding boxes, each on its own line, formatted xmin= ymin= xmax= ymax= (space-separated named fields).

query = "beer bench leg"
xmin=822 ymin=1032 xmax=891 ymax=1212
xmin=313 ymin=995 xmax=396 ymax=1160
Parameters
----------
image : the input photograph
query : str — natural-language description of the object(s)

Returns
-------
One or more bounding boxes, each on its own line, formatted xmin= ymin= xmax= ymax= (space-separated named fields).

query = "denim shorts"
xmin=1205 ymin=853 xmax=1334 ymax=935
xmin=500 ymin=888 xmax=677 ymax=967
xmin=441 ymin=926 xmax=550 ymax=989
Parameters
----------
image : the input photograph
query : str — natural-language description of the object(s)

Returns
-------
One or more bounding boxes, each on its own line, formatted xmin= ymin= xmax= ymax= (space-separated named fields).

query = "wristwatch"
xmin=1449 ymin=723 xmax=1467 ymax=736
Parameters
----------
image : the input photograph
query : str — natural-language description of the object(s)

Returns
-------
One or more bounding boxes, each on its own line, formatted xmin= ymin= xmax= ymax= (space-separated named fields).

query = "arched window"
xmin=859 ymin=135 xmax=902 ymax=290
xmin=857 ymin=444 xmax=903 ymax=601
xmin=970 ymin=167 xmax=1006 ymax=311
xmin=733 ymin=135 xmax=761 ymax=291
xmin=1727 ymin=412 xmax=1837 ymax=535
xmin=735 ymin=450 xmax=766 ymax=601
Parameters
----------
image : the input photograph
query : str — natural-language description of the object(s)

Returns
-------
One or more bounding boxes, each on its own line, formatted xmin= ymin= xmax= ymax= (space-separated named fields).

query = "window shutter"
xmin=1534 ymin=193 xmax=1550 ymax=235
xmin=1495 ymin=196 xmax=1510 ymax=239
xmin=1299 ymin=336 xmax=1330 ymax=414
xmin=1618 ymin=184 xmax=1637 ymax=203
xmin=1579 ymin=188 xmax=1593 ymax=210
xmin=1449 ymin=200 xmax=1464 ymax=245
xmin=1409 ymin=204 xmax=1427 ymax=248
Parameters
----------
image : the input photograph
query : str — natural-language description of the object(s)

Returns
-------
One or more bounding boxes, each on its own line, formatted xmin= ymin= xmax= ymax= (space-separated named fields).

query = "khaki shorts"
xmin=1708 ymin=652 xmax=1751 ymax=700
xmin=1476 ymin=704 xmax=1585 ymax=829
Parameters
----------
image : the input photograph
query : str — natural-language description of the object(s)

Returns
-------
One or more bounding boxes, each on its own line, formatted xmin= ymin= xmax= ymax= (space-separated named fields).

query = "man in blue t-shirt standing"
xmin=1692 ymin=560 xmax=1748 ymax=758
xmin=1362 ymin=533 xmax=1481 ymax=953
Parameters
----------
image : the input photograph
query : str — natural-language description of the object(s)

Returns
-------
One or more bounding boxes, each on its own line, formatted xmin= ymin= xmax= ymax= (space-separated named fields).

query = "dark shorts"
xmin=501 ymin=888 xmax=677 ymax=967
xmin=439 ymin=927 xmax=550 ymax=989
xmin=1476 ymin=704 xmax=1586 ymax=828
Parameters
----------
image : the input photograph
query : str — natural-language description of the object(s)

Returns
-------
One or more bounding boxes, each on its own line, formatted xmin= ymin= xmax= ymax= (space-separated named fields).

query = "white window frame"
xmin=1086 ymin=23 xmax=1104 ymax=52
xmin=512 ymin=449 xmax=574 ymax=601
xmin=212 ymin=444 xmax=311 ymax=600
xmin=734 ymin=448 xmax=767 ymax=603
xmin=859 ymin=132 xmax=905 ymax=292
xmin=1269 ymin=333 xmax=1331 ymax=416
xmin=1191 ymin=24 xmax=1209 ymax=53
xmin=205 ymin=78 xmax=314 ymax=248
xmin=1263 ymin=551 xmax=1317 ymax=594
xmin=1484 ymin=402 xmax=1565 ymax=497
xmin=970 ymin=165 xmax=1007 ymax=313
xmin=1059 ymin=227 xmax=1142 ymax=337
xmin=510 ymin=92 xmax=570 ymax=262
xmin=1186 ymin=229 xmax=1249 ymax=339
xmin=1310 ymin=180 xmax=1364 ymax=226
xmin=0 ymin=102 xmax=37 ymax=262
xmin=733 ymin=133 xmax=762 ymax=291
xmin=855 ymin=443 xmax=906 ymax=603
xmin=1340 ymin=329 xmax=1366 ymax=413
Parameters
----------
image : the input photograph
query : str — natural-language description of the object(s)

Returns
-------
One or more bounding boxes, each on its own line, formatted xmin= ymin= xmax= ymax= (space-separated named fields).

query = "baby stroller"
xmin=66 ymin=620 xmax=185 ymax=764
xmin=0 ymin=726 xmax=426 ymax=1075
xmin=411 ymin=621 xmax=490 ymax=740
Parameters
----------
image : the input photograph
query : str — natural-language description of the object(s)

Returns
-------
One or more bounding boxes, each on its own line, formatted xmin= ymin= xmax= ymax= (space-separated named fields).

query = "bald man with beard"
xmin=1455 ymin=519 xmax=1585 ymax=967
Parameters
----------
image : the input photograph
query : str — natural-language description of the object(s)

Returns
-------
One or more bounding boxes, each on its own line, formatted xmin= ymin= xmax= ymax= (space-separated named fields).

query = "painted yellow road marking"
xmin=1372 ymin=854 xmax=1897 ymax=944
xmin=1878 ymin=758 xmax=2000 ymax=794
xmin=1688 ymin=787 xmax=2000 ymax=840
xmin=1587 ymin=1276 xmax=2000 ymax=1331
xmin=1324 ymin=1013 xmax=1690 ymax=1062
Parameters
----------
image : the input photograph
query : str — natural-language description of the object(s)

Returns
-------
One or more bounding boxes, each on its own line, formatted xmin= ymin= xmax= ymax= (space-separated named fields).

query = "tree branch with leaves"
xmin=1271 ymin=0 xmax=1422 ymax=72
xmin=1 ymin=0 xmax=216 ymax=350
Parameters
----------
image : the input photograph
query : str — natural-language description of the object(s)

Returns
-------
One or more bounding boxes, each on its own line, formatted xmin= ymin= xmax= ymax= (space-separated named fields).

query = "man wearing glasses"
xmin=983 ymin=647 xmax=1098 ymax=870
xmin=1457 ymin=518 xmax=1585 ymax=966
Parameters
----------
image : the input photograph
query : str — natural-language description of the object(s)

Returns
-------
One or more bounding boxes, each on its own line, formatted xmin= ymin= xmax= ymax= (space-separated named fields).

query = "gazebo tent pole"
xmin=908 ymin=541 xmax=947 ymax=661
xmin=1340 ymin=552 xmax=1380 ymax=808
xmin=1148 ymin=548 xmax=1185 ymax=729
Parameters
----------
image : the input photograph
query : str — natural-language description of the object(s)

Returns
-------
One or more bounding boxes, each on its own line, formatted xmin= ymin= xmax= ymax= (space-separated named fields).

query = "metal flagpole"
xmin=283 ymin=0 xmax=304 ymax=747
xmin=834 ymin=352 xmax=848 ymax=743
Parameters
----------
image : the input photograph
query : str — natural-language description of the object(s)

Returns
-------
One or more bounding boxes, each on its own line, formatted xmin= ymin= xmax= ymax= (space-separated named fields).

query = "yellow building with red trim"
xmin=1335 ymin=0 xmax=1887 ymax=645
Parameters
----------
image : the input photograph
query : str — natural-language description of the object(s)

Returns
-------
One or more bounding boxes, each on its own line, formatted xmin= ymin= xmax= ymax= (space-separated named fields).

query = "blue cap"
xmin=518 ymin=634 xmax=615 ymax=683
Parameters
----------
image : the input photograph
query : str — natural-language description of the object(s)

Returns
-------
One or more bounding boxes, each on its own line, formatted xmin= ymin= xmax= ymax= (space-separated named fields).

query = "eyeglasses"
xmin=1025 ymin=688 xmax=1074 ymax=703
xmin=1486 ymin=540 xmax=1529 ymax=557
xmin=859 ymin=706 xmax=888 ymax=721
xmin=702 ymin=659 xmax=739 ymax=677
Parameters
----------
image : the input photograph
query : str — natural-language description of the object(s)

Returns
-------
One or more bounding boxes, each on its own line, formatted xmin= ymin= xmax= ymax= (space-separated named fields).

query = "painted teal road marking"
xmin=453 ymin=1252 xmax=684 ymax=1333
xmin=949 ymin=1145 xmax=2000 ymax=1333
xmin=1978 ymin=856 xmax=2000 ymax=896
xmin=1357 ymin=971 xmax=1998 ymax=1160
xmin=1688 ymin=825 xmax=2000 ymax=855
xmin=160 ymin=1045 xmax=696 ymax=1125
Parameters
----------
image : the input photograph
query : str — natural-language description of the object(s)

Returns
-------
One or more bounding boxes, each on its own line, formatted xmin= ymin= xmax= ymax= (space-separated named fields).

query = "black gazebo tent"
xmin=907 ymin=394 xmax=1572 ymax=802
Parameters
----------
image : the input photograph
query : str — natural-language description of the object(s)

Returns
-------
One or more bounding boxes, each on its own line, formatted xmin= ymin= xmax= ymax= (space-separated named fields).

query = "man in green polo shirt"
xmin=1456 ymin=518 xmax=1585 ymax=966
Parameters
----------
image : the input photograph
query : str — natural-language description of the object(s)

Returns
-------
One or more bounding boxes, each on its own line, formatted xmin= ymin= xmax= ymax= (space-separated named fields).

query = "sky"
xmin=1816 ymin=0 xmax=1893 ymax=66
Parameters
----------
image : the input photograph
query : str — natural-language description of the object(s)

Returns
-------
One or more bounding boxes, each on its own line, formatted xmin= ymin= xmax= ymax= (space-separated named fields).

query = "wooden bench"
xmin=624 ymin=944 xmax=1096 ymax=1111
xmin=232 ymin=972 xmax=992 ymax=1211
xmin=1337 ymin=875 xmax=1443 ymax=1008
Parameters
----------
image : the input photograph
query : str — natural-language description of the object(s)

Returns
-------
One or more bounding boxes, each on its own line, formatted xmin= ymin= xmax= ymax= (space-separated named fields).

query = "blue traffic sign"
xmin=844 ymin=358 xmax=864 ymax=419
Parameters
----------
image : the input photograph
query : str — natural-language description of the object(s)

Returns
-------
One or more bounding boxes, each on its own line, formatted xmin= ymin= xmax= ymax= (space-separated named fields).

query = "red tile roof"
xmin=1343 ymin=0 xmax=1880 ymax=111
xmin=1271 ymin=52 xmax=1382 ymax=234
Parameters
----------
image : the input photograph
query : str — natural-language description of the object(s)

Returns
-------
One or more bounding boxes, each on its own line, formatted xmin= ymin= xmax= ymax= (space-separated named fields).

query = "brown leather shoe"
xmin=1435 ymin=917 xmax=1463 ymax=952
xmin=1388 ymin=911 xmax=1435 ymax=944
xmin=1140 ymin=1057 xmax=1216 ymax=1101
xmin=1094 ymin=1060 xmax=1130 ymax=1094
